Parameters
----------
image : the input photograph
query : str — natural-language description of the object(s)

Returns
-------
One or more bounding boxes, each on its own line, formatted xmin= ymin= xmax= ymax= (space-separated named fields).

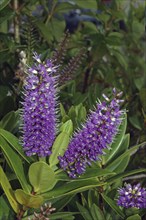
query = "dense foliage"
xmin=0 ymin=0 xmax=146 ymax=219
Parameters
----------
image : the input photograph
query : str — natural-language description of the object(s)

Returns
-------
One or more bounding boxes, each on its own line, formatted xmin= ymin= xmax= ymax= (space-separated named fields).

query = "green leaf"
xmin=0 ymin=7 xmax=14 ymax=24
xmin=55 ymin=168 xmax=115 ymax=181
xmin=43 ymin=179 xmax=105 ymax=200
xmin=50 ymin=212 xmax=78 ymax=220
xmin=111 ymin=134 xmax=130 ymax=173
xmin=106 ymin=143 xmax=146 ymax=172
xmin=106 ymin=32 xmax=123 ymax=46
xmin=49 ymin=132 xmax=70 ymax=167
xmin=0 ymin=110 xmax=19 ymax=132
xmin=134 ymin=77 xmax=145 ymax=91
xmin=114 ymin=155 xmax=130 ymax=173
xmin=0 ymin=166 xmax=20 ymax=213
xmin=0 ymin=0 xmax=10 ymax=11
xmin=112 ymin=50 xmax=128 ymax=69
xmin=0 ymin=196 xmax=13 ymax=219
xmin=139 ymin=88 xmax=146 ymax=111
xmin=76 ymin=202 xmax=93 ymax=220
xmin=68 ymin=106 xmax=76 ymax=119
xmin=0 ymin=128 xmax=32 ymax=163
xmin=60 ymin=103 xmax=66 ymax=118
xmin=34 ymin=20 xmax=53 ymax=43
xmin=28 ymin=161 xmax=56 ymax=193
xmin=129 ymin=115 xmax=142 ymax=130
xmin=60 ymin=120 xmax=73 ymax=136
xmin=50 ymin=18 xmax=65 ymax=41
xmin=78 ymin=105 xmax=87 ymax=122
xmin=90 ymin=204 xmax=105 ymax=220
xmin=53 ymin=195 xmax=75 ymax=211
xmin=78 ymin=168 xmax=115 ymax=180
xmin=103 ymin=114 xmax=127 ymax=165
xmin=88 ymin=190 xmax=99 ymax=209
xmin=75 ymin=0 xmax=97 ymax=8
xmin=125 ymin=207 xmax=140 ymax=217
xmin=0 ymin=136 xmax=31 ymax=193
xmin=107 ymin=168 xmax=146 ymax=184
xmin=114 ymin=134 xmax=130 ymax=158
xmin=101 ymin=194 xmax=125 ymax=219
xmin=126 ymin=214 xmax=141 ymax=220
xmin=15 ymin=189 xmax=44 ymax=208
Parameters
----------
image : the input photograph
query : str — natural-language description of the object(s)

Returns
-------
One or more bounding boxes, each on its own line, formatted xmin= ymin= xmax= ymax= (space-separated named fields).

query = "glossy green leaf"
xmin=76 ymin=202 xmax=93 ymax=220
xmin=107 ymin=168 xmax=146 ymax=184
xmin=0 ymin=136 xmax=31 ymax=193
xmin=101 ymin=194 xmax=125 ymax=219
xmin=49 ymin=132 xmax=70 ymax=167
xmin=60 ymin=120 xmax=73 ymax=136
xmin=55 ymin=168 xmax=115 ymax=181
xmin=15 ymin=189 xmax=44 ymax=208
xmin=103 ymin=114 xmax=127 ymax=165
xmin=0 ymin=0 xmax=10 ymax=10
xmin=28 ymin=161 xmax=56 ymax=193
xmin=114 ymin=155 xmax=130 ymax=173
xmin=78 ymin=168 xmax=115 ymax=180
xmin=114 ymin=133 xmax=130 ymax=158
xmin=108 ymin=134 xmax=130 ymax=173
xmin=0 ymin=128 xmax=32 ymax=163
xmin=0 ymin=166 xmax=20 ymax=213
xmin=126 ymin=214 xmax=141 ymax=220
xmin=43 ymin=179 xmax=105 ymax=200
xmin=106 ymin=142 xmax=146 ymax=171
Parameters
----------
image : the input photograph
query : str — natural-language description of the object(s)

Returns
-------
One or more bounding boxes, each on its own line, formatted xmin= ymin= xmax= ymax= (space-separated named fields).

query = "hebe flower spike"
xmin=59 ymin=90 xmax=125 ymax=178
xmin=117 ymin=183 xmax=146 ymax=209
xmin=22 ymin=52 xmax=58 ymax=157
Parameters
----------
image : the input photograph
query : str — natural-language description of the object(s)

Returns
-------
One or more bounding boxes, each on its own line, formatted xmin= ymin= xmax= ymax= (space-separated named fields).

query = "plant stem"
xmin=13 ymin=0 xmax=20 ymax=44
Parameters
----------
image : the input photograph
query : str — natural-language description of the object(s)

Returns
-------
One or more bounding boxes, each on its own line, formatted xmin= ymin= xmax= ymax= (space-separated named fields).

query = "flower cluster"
xmin=22 ymin=52 xmax=58 ymax=157
xmin=117 ymin=183 xmax=146 ymax=209
xmin=59 ymin=90 xmax=124 ymax=178
xmin=28 ymin=203 xmax=56 ymax=220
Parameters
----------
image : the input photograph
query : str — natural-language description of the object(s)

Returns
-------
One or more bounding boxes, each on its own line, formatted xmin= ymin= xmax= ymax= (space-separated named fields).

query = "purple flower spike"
xmin=22 ymin=52 xmax=58 ymax=157
xmin=117 ymin=183 xmax=146 ymax=209
xmin=59 ymin=91 xmax=125 ymax=178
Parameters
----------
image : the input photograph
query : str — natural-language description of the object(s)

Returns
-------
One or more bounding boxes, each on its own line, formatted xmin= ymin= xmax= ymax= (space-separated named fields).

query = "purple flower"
xmin=59 ymin=90 xmax=124 ymax=178
xmin=117 ymin=183 xmax=146 ymax=209
xmin=22 ymin=52 xmax=58 ymax=157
